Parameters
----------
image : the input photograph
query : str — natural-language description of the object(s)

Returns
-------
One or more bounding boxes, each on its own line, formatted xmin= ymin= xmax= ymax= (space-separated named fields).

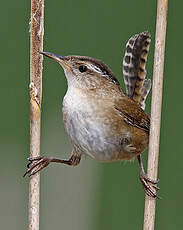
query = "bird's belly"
xmin=63 ymin=110 xmax=121 ymax=161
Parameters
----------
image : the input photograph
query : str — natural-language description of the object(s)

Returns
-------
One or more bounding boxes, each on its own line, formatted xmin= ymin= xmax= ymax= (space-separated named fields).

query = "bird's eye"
xmin=79 ymin=65 xmax=87 ymax=73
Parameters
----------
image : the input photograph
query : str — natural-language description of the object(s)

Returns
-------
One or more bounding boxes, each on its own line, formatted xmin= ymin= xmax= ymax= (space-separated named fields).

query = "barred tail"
xmin=139 ymin=79 xmax=151 ymax=110
xmin=123 ymin=32 xmax=151 ymax=107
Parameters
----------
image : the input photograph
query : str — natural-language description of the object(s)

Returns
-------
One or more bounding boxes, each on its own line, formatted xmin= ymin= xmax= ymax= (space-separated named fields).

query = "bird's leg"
xmin=24 ymin=151 xmax=81 ymax=177
xmin=137 ymin=155 xmax=160 ymax=199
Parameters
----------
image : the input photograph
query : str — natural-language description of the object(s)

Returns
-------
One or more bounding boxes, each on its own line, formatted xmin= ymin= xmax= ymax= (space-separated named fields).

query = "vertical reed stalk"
xmin=29 ymin=0 xmax=44 ymax=229
xmin=143 ymin=0 xmax=168 ymax=229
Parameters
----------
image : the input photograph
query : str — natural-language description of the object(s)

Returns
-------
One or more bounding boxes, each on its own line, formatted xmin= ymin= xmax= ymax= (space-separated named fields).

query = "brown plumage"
xmin=115 ymin=96 xmax=150 ymax=133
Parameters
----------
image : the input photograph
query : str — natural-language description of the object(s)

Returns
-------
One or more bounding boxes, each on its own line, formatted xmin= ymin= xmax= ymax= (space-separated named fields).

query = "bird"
xmin=24 ymin=32 xmax=159 ymax=198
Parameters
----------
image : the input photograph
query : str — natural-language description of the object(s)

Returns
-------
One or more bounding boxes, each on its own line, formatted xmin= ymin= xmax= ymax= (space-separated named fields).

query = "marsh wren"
xmin=24 ymin=32 xmax=159 ymax=198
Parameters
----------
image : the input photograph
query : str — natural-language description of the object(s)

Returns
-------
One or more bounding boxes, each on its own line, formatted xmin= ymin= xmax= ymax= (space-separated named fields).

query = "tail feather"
xmin=123 ymin=32 xmax=151 ymax=106
xmin=139 ymin=79 xmax=151 ymax=110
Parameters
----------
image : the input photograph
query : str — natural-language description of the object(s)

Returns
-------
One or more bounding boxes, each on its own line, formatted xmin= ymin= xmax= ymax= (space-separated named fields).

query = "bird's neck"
xmin=65 ymin=80 xmax=124 ymax=100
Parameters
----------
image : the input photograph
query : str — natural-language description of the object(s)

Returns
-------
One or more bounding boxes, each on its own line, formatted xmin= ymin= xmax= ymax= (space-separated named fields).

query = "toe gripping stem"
xmin=137 ymin=155 xmax=160 ymax=199
xmin=23 ymin=154 xmax=81 ymax=177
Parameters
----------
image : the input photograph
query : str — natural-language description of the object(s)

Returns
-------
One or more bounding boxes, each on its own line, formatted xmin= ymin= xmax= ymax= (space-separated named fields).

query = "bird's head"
xmin=41 ymin=52 xmax=121 ymax=91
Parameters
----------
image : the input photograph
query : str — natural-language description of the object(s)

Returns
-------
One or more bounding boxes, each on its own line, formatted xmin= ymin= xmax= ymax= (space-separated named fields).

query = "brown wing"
xmin=114 ymin=96 xmax=150 ymax=133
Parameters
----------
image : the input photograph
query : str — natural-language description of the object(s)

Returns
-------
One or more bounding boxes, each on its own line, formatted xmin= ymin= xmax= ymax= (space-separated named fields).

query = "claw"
xmin=152 ymin=184 xmax=160 ymax=191
xmin=23 ymin=156 xmax=50 ymax=177
xmin=140 ymin=173 xmax=161 ymax=199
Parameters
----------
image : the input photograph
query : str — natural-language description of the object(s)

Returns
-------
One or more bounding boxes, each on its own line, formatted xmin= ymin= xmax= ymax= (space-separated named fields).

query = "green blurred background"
xmin=0 ymin=0 xmax=182 ymax=229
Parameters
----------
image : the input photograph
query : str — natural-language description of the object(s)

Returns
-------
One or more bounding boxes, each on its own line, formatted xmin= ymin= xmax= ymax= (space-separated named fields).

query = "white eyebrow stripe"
xmin=87 ymin=63 xmax=104 ymax=75
xmin=85 ymin=62 xmax=120 ymax=85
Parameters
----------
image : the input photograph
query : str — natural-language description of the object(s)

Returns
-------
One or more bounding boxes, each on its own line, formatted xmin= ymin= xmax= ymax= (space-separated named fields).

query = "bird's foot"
xmin=23 ymin=156 xmax=51 ymax=177
xmin=23 ymin=153 xmax=81 ymax=177
xmin=140 ymin=172 xmax=160 ymax=199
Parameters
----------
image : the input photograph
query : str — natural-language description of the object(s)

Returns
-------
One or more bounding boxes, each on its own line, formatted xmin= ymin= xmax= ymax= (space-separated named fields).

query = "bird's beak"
xmin=40 ymin=51 xmax=64 ymax=61
xmin=40 ymin=51 xmax=71 ymax=70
